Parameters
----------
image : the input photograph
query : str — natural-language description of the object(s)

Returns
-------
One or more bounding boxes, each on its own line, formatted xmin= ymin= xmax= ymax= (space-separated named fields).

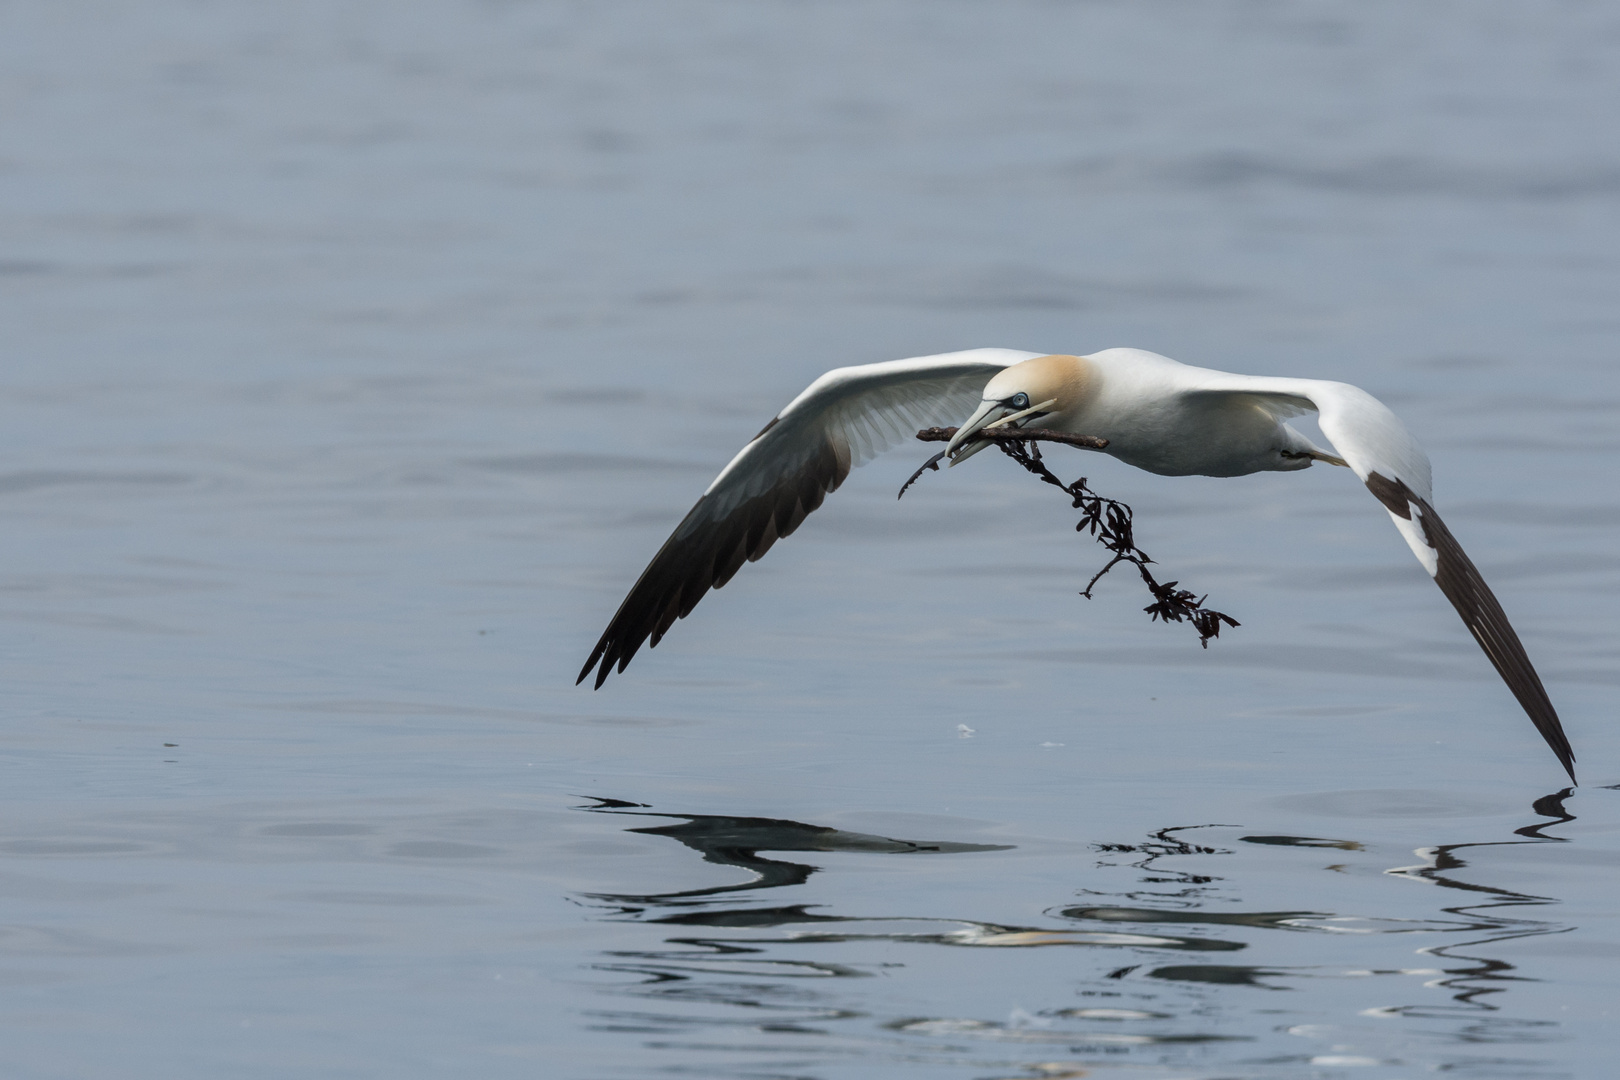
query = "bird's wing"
xmin=578 ymin=348 xmax=1040 ymax=688
xmin=1183 ymin=371 xmax=1573 ymax=782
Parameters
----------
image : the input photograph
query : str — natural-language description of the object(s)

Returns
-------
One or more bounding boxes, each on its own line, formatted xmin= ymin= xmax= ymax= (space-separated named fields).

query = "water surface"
xmin=2 ymin=3 xmax=1619 ymax=1077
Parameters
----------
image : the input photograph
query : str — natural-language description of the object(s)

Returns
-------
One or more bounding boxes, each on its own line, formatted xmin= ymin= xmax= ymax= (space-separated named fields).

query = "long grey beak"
xmin=945 ymin=399 xmax=1010 ymax=465
xmin=945 ymin=397 xmax=1058 ymax=465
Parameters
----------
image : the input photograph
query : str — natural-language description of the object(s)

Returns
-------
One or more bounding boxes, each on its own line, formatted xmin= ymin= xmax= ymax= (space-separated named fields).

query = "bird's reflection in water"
xmin=575 ymin=792 xmax=1575 ymax=1077
xmin=581 ymin=795 xmax=1013 ymax=906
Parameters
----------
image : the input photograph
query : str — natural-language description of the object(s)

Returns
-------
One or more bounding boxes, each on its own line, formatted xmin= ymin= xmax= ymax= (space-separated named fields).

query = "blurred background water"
xmin=3 ymin=2 xmax=1619 ymax=1077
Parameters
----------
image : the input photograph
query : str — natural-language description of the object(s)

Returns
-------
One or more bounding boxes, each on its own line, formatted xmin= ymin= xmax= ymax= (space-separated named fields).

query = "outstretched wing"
xmin=578 ymin=348 xmax=1040 ymax=688
xmin=1184 ymin=371 xmax=1574 ymax=782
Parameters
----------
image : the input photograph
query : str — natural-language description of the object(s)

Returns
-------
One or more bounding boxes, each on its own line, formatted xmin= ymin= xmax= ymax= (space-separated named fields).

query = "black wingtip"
xmin=578 ymin=640 xmax=609 ymax=688
xmin=1548 ymin=751 xmax=1574 ymax=786
xmin=1395 ymin=485 xmax=1579 ymax=785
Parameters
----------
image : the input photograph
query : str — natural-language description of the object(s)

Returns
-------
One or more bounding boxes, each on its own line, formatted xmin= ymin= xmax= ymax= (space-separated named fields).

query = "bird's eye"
xmin=1009 ymin=392 xmax=1029 ymax=408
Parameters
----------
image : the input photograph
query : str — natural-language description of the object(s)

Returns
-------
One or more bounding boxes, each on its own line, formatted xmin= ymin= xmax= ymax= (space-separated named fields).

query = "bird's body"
xmin=579 ymin=347 xmax=1574 ymax=781
xmin=1023 ymin=350 xmax=1336 ymax=477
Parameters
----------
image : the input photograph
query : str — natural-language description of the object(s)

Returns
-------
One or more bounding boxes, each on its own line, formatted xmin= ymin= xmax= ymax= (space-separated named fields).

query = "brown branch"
xmin=914 ymin=426 xmax=1109 ymax=451
xmin=901 ymin=427 xmax=1239 ymax=648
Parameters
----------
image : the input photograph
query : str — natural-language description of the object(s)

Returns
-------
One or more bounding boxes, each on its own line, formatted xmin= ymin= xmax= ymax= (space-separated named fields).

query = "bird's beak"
xmin=946 ymin=399 xmax=1012 ymax=465
xmin=945 ymin=398 xmax=1058 ymax=466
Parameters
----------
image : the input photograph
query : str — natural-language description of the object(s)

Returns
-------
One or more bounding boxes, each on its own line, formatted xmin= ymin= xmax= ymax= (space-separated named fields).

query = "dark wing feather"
xmin=577 ymin=348 xmax=1036 ymax=688
xmin=579 ymin=436 xmax=849 ymax=688
xmin=1367 ymin=473 xmax=1575 ymax=783
xmin=1417 ymin=497 xmax=1575 ymax=784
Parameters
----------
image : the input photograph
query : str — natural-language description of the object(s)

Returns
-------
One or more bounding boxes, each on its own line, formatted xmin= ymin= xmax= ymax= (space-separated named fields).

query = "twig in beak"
xmin=914 ymin=426 xmax=1110 ymax=452
xmin=983 ymin=398 xmax=1057 ymax=431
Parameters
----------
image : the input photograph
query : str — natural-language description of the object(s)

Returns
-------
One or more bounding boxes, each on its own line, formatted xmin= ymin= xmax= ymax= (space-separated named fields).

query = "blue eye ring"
xmin=1008 ymin=392 xmax=1030 ymax=408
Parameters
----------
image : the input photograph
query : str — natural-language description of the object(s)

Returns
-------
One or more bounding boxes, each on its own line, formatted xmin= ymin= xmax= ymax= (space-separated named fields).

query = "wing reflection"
xmin=576 ymin=797 xmax=1012 ymax=907
xmin=1374 ymin=786 xmax=1575 ymax=1017
xmin=574 ymin=790 xmax=1579 ymax=1076
xmin=578 ymin=802 xmax=1235 ymax=951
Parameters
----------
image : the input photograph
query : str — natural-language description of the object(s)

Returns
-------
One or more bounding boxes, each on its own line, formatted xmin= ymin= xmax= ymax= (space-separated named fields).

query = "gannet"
xmin=578 ymin=347 xmax=1574 ymax=782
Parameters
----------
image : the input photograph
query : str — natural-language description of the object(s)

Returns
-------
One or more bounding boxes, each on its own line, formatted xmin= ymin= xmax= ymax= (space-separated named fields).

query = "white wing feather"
xmin=695 ymin=348 xmax=1040 ymax=522
xmin=1181 ymin=371 xmax=1438 ymax=574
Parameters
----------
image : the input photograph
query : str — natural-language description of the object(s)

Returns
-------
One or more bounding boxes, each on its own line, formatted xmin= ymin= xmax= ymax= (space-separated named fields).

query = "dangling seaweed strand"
xmin=902 ymin=426 xmax=1239 ymax=647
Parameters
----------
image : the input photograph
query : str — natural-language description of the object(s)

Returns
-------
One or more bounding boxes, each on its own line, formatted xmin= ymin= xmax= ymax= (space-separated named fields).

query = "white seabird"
xmin=579 ymin=348 xmax=1574 ymax=782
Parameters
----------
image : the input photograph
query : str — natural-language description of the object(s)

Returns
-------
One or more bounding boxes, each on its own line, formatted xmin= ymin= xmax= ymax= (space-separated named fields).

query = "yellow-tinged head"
xmin=946 ymin=354 xmax=1096 ymax=463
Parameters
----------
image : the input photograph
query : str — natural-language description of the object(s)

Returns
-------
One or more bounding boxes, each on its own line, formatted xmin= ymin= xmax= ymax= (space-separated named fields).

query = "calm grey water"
xmin=3 ymin=3 xmax=1619 ymax=1077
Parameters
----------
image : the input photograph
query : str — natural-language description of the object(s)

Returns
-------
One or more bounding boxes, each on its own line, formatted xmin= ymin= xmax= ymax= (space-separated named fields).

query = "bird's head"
xmin=946 ymin=354 xmax=1095 ymax=464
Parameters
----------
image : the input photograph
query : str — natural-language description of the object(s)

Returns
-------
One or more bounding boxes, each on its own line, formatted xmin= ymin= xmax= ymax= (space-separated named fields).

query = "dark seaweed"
xmin=903 ymin=427 xmax=1239 ymax=647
